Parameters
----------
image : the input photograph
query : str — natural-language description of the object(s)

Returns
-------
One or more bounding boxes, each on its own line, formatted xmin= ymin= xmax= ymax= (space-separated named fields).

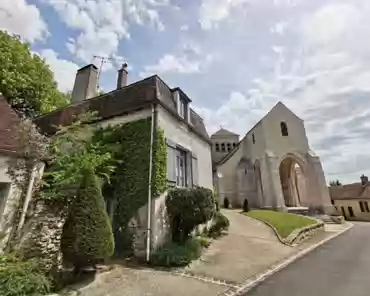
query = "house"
xmin=0 ymin=95 xmax=44 ymax=252
xmin=212 ymin=102 xmax=335 ymax=214
xmin=34 ymin=64 xmax=213 ymax=257
xmin=329 ymin=176 xmax=370 ymax=221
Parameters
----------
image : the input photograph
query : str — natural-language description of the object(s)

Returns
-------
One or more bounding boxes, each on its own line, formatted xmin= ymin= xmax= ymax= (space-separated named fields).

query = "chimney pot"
xmin=71 ymin=64 xmax=98 ymax=104
xmin=117 ymin=63 xmax=128 ymax=89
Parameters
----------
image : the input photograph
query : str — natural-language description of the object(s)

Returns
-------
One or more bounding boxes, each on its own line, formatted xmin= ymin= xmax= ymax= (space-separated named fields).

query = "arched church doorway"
xmin=279 ymin=156 xmax=307 ymax=207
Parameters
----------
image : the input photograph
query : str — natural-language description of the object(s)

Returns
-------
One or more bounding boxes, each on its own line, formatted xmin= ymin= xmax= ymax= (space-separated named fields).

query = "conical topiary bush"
xmin=61 ymin=168 xmax=114 ymax=271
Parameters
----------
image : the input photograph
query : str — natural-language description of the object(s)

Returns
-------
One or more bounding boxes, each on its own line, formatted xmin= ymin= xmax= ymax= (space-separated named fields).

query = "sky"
xmin=1 ymin=0 xmax=370 ymax=184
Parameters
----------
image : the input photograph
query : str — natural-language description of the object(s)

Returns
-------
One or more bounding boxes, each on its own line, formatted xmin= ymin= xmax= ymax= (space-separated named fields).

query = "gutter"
xmin=146 ymin=104 xmax=156 ymax=262
xmin=17 ymin=162 xmax=45 ymax=233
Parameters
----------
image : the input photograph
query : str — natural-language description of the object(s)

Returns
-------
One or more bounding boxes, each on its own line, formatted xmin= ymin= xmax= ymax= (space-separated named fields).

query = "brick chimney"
xmin=117 ymin=63 xmax=128 ymax=89
xmin=71 ymin=64 xmax=98 ymax=104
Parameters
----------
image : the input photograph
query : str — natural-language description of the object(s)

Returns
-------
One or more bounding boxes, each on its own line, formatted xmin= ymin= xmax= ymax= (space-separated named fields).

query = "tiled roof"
xmin=0 ymin=95 xmax=22 ymax=154
xmin=34 ymin=75 xmax=210 ymax=143
xmin=329 ymin=183 xmax=370 ymax=200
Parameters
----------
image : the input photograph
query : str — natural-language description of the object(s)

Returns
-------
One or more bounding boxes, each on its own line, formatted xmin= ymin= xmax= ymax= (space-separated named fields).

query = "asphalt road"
xmin=245 ymin=222 xmax=370 ymax=296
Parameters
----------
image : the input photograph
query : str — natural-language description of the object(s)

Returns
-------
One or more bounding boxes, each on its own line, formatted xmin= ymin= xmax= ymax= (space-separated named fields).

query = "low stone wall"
xmin=285 ymin=220 xmax=325 ymax=246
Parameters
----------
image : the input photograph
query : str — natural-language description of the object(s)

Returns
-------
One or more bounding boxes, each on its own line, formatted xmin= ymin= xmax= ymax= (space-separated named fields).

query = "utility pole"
xmin=92 ymin=55 xmax=113 ymax=91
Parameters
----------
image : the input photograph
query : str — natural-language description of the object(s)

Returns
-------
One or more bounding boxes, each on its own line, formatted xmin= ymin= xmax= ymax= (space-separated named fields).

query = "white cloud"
xmin=0 ymin=0 xmax=48 ymax=42
xmin=40 ymin=49 xmax=79 ymax=92
xmin=301 ymin=3 xmax=361 ymax=48
xmin=45 ymin=0 xmax=169 ymax=65
xmin=141 ymin=54 xmax=201 ymax=76
xmin=199 ymin=0 xmax=249 ymax=30
xmin=271 ymin=21 xmax=288 ymax=36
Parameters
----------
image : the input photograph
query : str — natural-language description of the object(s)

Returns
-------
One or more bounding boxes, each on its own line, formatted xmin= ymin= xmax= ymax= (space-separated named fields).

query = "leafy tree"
xmin=0 ymin=30 xmax=69 ymax=118
xmin=329 ymin=180 xmax=342 ymax=186
xmin=166 ymin=187 xmax=215 ymax=242
xmin=61 ymin=168 xmax=114 ymax=271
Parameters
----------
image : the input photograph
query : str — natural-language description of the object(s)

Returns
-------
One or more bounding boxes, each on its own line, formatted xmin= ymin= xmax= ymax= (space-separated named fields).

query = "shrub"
xmin=208 ymin=212 xmax=230 ymax=238
xmin=0 ymin=254 xmax=51 ymax=296
xmin=150 ymin=238 xmax=202 ymax=267
xmin=223 ymin=197 xmax=229 ymax=209
xmin=195 ymin=236 xmax=212 ymax=248
xmin=61 ymin=168 xmax=114 ymax=271
xmin=166 ymin=187 xmax=215 ymax=242
xmin=243 ymin=198 xmax=250 ymax=212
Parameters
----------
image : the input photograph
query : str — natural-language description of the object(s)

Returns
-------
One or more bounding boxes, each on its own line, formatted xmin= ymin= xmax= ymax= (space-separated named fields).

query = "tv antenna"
xmin=92 ymin=55 xmax=114 ymax=91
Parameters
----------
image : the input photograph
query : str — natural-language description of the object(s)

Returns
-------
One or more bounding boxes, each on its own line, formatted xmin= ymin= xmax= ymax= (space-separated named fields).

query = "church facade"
xmin=212 ymin=102 xmax=334 ymax=214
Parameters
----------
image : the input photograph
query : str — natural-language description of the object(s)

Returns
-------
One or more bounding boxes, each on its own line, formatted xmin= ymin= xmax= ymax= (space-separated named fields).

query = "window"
xmin=179 ymin=100 xmax=185 ymax=118
xmin=252 ymin=133 xmax=255 ymax=144
xmin=348 ymin=206 xmax=355 ymax=217
xmin=176 ymin=149 xmax=187 ymax=187
xmin=359 ymin=201 xmax=365 ymax=212
xmin=281 ymin=121 xmax=288 ymax=136
xmin=365 ymin=202 xmax=370 ymax=212
xmin=227 ymin=143 xmax=231 ymax=152
xmin=0 ymin=183 xmax=10 ymax=219
xmin=221 ymin=143 xmax=226 ymax=152
xmin=341 ymin=206 xmax=346 ymax=218
xmin=192 ymin=156 xmax=198 ymax=186
xmin=233 ymin=143 xmax=237 ymax=148
xmin=215 ymin=143 xmax=220 ymax=152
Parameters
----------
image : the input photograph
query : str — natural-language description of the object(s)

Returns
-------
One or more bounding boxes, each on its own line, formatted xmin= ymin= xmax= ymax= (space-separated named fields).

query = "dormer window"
xmin=179 ymin=100 xmax=185 ymax=118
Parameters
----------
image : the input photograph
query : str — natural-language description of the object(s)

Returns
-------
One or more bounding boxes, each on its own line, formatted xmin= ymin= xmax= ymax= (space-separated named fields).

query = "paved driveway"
xmin=184 ymin=209 xmax=296 ymax=284
xmin=245 ymin=222 xmax=370 ymax=296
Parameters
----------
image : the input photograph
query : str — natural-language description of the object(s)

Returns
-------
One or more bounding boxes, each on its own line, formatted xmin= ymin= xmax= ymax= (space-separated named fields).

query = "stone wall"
xmin=16 ymin=201 xmax=66 ymax=270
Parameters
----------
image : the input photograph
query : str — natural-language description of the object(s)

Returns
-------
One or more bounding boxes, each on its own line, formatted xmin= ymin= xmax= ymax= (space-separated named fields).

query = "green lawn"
xmin=245 ymin=210 xmax=317 ymax=238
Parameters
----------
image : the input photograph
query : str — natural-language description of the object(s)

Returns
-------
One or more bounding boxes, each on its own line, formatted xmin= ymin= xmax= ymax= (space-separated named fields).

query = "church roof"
xmin=211 ymin=128 xmax=239 ymax=138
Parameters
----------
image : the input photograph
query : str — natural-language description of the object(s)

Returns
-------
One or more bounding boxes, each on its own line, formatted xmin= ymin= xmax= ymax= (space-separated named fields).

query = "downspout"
xmin=17 ymin=162 xmax=45 ymax=233
xmin=146 ymin=104 xmax=156 ymax=262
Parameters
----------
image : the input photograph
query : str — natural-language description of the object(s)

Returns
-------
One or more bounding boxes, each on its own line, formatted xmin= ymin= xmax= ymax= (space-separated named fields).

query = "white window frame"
xmin=179 ymin=100 xmax=185 ymax=119
xmin=176 ymin=149 xmax=187 ymax=187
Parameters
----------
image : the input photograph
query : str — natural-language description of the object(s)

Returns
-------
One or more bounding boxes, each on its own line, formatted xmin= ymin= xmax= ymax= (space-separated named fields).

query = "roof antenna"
xmin=92 ymin=55 xmax=113 ymax=91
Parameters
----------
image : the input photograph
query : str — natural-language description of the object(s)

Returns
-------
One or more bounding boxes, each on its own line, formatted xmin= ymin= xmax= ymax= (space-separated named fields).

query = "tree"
xmin=61 ymin=168 xmax=114 ymax=271
xmin=0 ymin=30 xmax=69 ymax=118
xmin=329 ymin=180 xmax=342 ymax=186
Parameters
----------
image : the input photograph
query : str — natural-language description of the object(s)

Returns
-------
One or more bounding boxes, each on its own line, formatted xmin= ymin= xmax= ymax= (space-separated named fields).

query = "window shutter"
xmin=192 ymin=155 xmax=198 ymax=187
xmin=166 ymin=139 xmax=177 ymax=184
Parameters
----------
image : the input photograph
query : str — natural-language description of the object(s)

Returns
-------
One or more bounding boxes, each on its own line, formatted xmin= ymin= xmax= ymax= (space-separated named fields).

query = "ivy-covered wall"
xmin=100 ymin=117 xmax=167 ymax=256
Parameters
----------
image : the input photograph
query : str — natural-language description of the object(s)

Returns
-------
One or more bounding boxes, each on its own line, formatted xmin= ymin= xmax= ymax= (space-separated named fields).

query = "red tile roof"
xmin=0 ymin=95 xmax=22 ymax=154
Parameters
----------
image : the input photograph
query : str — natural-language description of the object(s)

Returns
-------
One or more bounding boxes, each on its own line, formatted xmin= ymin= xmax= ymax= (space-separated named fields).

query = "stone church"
xmin=212 ymin=102 xmax=334 ymax=214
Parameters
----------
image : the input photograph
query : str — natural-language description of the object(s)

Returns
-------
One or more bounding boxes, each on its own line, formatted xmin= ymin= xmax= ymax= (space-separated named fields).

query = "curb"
xmin=226 ymin=222 xmax=353 ymax=296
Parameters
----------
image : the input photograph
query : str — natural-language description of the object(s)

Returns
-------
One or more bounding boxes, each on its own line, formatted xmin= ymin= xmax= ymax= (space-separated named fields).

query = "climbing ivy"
xmin=96 ymin=118 xmax=167 ymax=255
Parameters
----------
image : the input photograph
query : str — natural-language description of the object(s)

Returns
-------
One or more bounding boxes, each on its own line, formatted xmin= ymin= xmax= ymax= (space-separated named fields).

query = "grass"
xmin=245 ymin=210 xmax=317 ymax=238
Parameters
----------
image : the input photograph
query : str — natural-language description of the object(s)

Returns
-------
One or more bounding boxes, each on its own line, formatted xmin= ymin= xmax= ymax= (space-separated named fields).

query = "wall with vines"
xmin=98 ymin=117 xmax=167 ymax=256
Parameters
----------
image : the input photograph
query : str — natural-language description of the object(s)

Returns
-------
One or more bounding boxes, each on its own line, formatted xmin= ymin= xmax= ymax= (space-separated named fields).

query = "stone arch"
xmin=278 ymin=153 xmax=308 ymax=207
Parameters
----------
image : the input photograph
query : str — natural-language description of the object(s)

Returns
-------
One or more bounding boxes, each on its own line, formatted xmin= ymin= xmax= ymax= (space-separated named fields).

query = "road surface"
xmin=245 ymin=222 xmax=370 ymax=296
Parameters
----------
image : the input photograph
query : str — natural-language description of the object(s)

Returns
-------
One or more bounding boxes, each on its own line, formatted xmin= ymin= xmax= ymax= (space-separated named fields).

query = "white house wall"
xmin=157 ymin=105 xmax=213 ymax=190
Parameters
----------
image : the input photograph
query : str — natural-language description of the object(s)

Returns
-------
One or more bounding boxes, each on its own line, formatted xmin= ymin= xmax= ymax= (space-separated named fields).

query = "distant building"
xmin=329 ymin=176 xmax=370 ymax=221
xmin=212 ymin=102 xmax=334 ymax=214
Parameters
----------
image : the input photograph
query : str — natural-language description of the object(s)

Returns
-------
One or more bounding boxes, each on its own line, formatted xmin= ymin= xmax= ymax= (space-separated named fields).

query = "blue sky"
xmin=1 ymin=0 xmax=370 ymax=183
